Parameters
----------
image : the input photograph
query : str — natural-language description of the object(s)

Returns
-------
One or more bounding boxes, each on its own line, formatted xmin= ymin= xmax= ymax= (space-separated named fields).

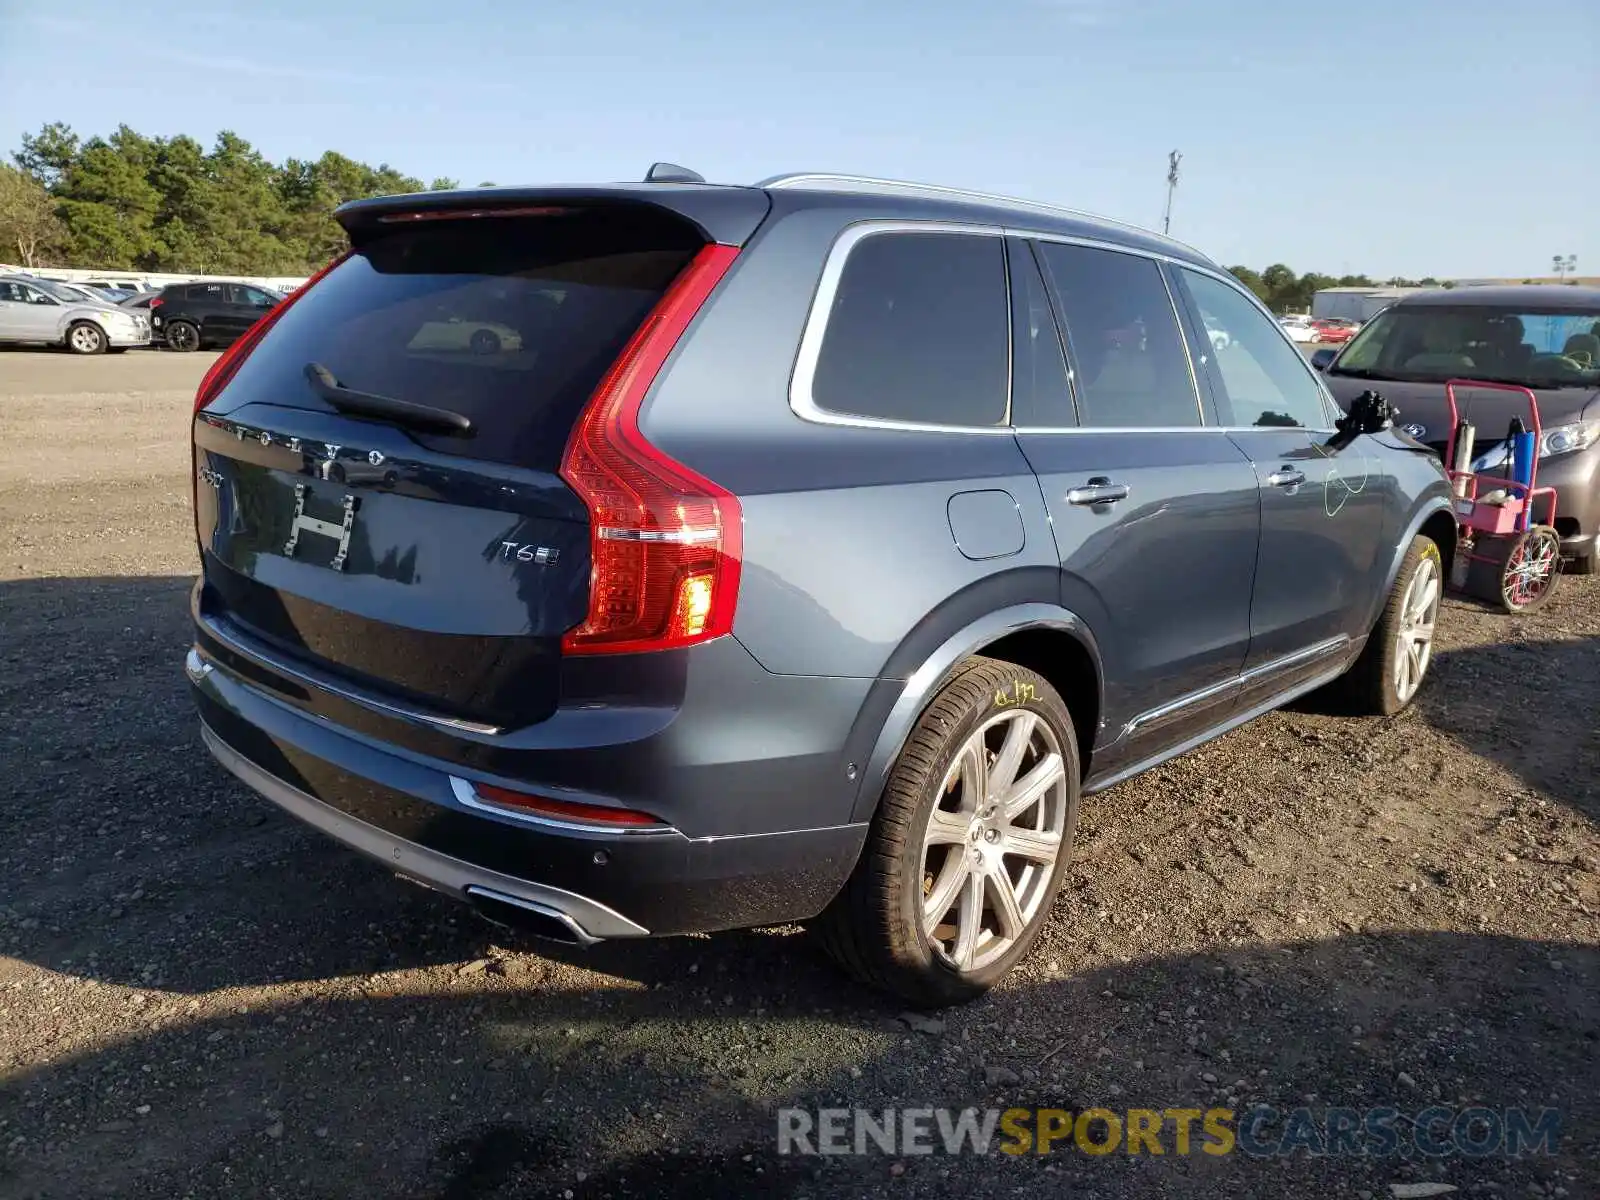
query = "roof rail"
xmin=754 ymin=172 xmax=1201 ymax=255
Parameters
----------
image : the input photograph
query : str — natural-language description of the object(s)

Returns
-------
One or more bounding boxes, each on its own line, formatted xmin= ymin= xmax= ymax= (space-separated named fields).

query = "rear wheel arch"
xmin=974 ymin=627 xmax=1101 ymax=779
xmin=848 ymin=598 xmax=1104 ymax=824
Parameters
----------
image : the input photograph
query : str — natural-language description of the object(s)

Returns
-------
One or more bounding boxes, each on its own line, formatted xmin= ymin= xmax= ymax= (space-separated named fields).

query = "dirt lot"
xmin=1 ymin=348 xmax=1596 ymax=1200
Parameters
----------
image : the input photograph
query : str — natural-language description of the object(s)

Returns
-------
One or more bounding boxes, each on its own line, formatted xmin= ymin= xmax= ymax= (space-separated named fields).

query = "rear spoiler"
xmin=335 ymin=184 xmax=773 ymax=248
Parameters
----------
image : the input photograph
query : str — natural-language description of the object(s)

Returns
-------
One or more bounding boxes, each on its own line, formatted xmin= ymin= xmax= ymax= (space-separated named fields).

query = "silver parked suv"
xmin=0 ymin=274 xmax=152 ymax=353
xmin=186 ymin=170 xmax=1456 ymax=1006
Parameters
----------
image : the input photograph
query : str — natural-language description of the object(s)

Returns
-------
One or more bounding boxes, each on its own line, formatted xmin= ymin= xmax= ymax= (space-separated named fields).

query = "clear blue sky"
xmin=2 ymin=0 xmax=1595 ymax=278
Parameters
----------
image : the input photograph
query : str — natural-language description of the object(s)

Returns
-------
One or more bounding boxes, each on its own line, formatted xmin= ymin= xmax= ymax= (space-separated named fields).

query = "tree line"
xmin=2 ymin=122 xmax=1452 ymax=300
xmin=0 ymin=122 xmax=466 ymax=274
xmin=1225 ymin=264 xmax=1451 ymax=314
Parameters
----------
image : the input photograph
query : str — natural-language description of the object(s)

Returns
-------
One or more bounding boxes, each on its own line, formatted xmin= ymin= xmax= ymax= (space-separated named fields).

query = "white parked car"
xmin=0 ymin=275 xmax=153 ymax=354
xmin=1279 ymin=315 xmax=1320 ymax=343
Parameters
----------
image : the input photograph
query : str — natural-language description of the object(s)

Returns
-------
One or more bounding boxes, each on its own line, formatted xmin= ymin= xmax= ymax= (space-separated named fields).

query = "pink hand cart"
xmin=1442 ymin=379 xmax=1562 ymax=613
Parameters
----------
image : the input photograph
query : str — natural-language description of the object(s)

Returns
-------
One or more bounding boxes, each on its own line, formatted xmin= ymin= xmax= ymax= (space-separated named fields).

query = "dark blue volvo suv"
xmin=185 ymin=170 xmax=1456 ymax=1006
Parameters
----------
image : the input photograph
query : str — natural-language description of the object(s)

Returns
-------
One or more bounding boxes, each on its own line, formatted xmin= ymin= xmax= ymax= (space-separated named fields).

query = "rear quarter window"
xmin=212 ymin=208 xmax=704 ymax=471
xmin=806 ymin=230 xmax=1009 ymax=427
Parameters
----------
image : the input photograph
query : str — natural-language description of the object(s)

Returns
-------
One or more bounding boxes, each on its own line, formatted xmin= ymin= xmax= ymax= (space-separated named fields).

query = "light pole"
xmin=1163 ymin=150 xmax=1181 ymax=236
xmin=1552 ymin=254 xmax=1577 ymax=282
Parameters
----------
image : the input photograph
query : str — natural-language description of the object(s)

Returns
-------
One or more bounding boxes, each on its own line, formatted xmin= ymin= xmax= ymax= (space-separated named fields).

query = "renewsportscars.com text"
xmin=777 ymin=1105 xmax=1562 ymax=1159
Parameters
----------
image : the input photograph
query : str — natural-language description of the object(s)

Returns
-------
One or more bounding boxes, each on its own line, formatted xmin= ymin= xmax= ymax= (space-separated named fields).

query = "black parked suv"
xmin=185 ymin=170 xmax=1456 ymax=1005
xmin=154 ymin=280 xmax=281 ymax=351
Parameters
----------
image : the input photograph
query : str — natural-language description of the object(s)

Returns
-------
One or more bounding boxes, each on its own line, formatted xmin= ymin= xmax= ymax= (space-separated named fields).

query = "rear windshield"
xmin=1331 ymin=305 xmax=1600 ymax=389
xmin=215 ymin=207 xmax=704 ymax=471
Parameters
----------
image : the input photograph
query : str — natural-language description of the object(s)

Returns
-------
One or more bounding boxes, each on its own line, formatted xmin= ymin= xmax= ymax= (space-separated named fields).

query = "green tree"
xmin=14 ymin=122 xmax=79 ymax=188
xmin=0 ymin=164 xmax=66 ymax=266
xmin=278 ymin=151 xmax=425 ymax=270
xmin=429 ymin=177 xmax=460 ymax=191
xmin=54 ymin=136 xmax=162 ymax=266
xmin=1228 ymin=265 xmax=1269 ymax=302
xmin=1259 ymin=263 xmax=1298 ymax=311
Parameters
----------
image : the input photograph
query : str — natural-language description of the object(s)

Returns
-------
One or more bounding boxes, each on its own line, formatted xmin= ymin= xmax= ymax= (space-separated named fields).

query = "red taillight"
xmin=191 ymin=253 xmax=348 ymax=415
xmin=559 ymin=243 xmax=742 ymax=655
xmin=150 ymin=296 xmax=163 ymax=309
xmin=471 ymin=783 xmax=663 ymax=828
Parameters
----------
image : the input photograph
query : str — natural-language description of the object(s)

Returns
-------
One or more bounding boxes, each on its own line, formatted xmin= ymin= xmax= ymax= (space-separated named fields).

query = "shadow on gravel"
xmin=1 ymin=930 xmax=1594 ymax=1199
xmin=3 ymin=578 xmax=1598 ymax=1197
xmin=0 ymin=575 xmax=522 ymax=992
xmin=1416 ymin=635 xmax=1600 ymax=824
xmin=0 ymin=575 xmax=863 ymax=998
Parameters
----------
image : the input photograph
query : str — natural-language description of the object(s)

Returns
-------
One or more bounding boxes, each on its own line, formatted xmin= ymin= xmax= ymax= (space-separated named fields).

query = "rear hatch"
xmin=192 ymin=193 xmax=764 ymax=732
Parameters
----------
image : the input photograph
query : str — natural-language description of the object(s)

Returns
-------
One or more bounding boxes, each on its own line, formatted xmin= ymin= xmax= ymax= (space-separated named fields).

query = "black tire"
xmin=1334 ymin=534 xmax=1443 ymax=716
xmin=469 ymin=328 xmax=501 ymax=355
xmin=811 ymin=657 xmax=1081 ymax=1007
xmin=1561 ymin=550 xmax=1594 ymax=577
xmin=166 ymin=320 xmax=200 ymax=352
xmin=65 ymin=321 xmax=107 ymax=355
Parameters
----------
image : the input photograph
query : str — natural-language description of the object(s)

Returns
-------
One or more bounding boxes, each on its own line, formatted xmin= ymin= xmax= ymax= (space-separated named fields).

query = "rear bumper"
xmin=200 ymin=722 xmax=647 ymax=941
xmin=187 ymin=642 xmax=870 ymax=938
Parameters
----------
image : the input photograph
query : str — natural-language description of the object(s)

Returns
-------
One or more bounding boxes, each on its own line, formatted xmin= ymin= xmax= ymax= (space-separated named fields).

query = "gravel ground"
xmin=1 ymin=348 xmax=1596 ymax=1200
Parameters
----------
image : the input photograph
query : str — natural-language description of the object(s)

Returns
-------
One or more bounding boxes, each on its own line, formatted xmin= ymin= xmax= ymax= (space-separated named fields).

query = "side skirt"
xmin=1082 ymin=645 xmax=1363 ymax=795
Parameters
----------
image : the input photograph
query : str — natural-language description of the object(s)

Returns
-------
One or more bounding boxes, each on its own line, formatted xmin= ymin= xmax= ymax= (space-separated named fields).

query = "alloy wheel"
xmin=69 ymin=324 xmax=103 ymax=354
xmin=921 ymin=709 xmax=1069 ymax=973
xmin=1393 ymin=554 xmax=1441 ymax=702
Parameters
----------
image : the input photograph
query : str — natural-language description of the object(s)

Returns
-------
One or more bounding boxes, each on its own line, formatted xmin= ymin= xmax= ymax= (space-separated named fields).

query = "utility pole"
xmin=1163 ymin=150 xmax=1181 ymax=236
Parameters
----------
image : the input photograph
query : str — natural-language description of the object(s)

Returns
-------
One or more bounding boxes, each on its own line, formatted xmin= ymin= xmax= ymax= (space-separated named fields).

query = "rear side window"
xmin=215 ymin=208 xmax=703 ymax=471
xmin=229 ymin=284 xmax=278 ymax=308
xmin=1034 ymin=242 xmax=1201 ymax=428
xmin=187 ymin=283 xmax=225 ymax=301
xmin=808 ymin=231 xmax=1008 ymax=427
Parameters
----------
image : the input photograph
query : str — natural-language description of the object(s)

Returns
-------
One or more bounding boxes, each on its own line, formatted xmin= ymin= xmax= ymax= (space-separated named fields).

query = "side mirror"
xmin=1327 ymin=389 xmax=1397 ymax=450
xmin=1310 ymin=348 xmax=1337 ymax=372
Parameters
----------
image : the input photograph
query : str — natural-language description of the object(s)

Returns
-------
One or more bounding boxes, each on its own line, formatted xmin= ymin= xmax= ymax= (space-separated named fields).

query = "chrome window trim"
xmin=788 ymin=220 xmax=1017 ymax=434
xmin=788 ymin=219 xmax=1343 ymax=437
xmin=1021 ymin=232 xmax=1209 ymax=430
xmin=1015 ymin=425 xmax=1340 ymax=436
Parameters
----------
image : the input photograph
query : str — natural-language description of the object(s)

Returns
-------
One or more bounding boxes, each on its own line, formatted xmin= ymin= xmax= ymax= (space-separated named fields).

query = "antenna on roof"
xmin=644 ymin=162 xmax=705 ymax=184
xmin=1163 ymin=150 xmax=1181 ymax=236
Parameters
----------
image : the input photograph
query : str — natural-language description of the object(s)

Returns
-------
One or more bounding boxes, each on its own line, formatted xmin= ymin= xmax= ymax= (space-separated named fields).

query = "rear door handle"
xmin=1267 ymin=468 xmax=1306 ymax=488
xmin=1065 ymin=477 xmax=1130 ymax=506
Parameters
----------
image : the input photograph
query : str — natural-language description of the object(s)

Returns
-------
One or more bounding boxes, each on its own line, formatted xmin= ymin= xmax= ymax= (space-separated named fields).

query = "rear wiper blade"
xmin=303 ymin=362 xmax=473 ymax=435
